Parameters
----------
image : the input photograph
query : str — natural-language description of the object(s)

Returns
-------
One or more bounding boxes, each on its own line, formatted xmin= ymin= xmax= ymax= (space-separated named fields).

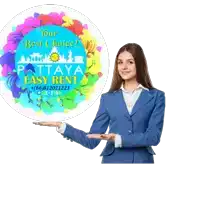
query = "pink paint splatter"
xmin=83 ymin=24 xmax=88 ymax=29
xmin=96 ymin=46 xmax=102 ymax=52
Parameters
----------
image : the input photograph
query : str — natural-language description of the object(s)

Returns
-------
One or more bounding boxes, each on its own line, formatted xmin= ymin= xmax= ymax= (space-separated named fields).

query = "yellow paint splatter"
xmin=62 ymin=16 xmax=74 ymax=27
xmin=64 ymin=109 xmax=69 ymax=113
xmin=80 ymin=75 xmax=88 ymax=86
xmin=85 ymin=86 xmax=95 ymax=100
xmin=86 ymin=50 xmax=101 ymax=74
xmin=36 ymin=110 xmax=43 ymax=115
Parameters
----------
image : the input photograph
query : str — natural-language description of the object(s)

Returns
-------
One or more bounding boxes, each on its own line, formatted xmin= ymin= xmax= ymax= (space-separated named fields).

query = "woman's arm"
xmin=61 ymin=94 xmax=110 ymax=149
xmin=119 ymin=91 xmax=165 ymax=148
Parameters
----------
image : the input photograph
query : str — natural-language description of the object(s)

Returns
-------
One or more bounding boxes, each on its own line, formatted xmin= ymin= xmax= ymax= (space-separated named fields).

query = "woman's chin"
xmin=121 ymin=76 xmax=135 ymax=81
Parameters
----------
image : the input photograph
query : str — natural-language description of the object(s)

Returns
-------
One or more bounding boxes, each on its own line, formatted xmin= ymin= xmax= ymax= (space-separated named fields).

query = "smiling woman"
xmin=109 ymin=43 xmax=153 ymax=92
xmin=34 ymin=43 xmax=166 ymax=164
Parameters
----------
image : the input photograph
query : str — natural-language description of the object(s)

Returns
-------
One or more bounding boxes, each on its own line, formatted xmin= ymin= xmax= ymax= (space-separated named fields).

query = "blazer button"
xmin=128 ymin=130 xmax=132 ymax=133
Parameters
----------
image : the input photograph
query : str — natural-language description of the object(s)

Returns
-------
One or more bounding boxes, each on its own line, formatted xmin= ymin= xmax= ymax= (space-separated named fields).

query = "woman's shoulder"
xmin=149 ymin=87 xmax=165 ymax=100
xmin=101 ymin=87 xmax=165 ymax=99
xmin=149 ymin=86 xmax=165 ymax=94
xmin=101 ymin=90 xmax=119 ymax=97
xmin=99 ymin=90 xmax=118 ymax=102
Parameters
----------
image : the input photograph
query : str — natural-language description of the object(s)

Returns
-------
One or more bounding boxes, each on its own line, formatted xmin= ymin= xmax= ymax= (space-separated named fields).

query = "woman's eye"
xmin=129 ymin=61 xmax=134 ymax=64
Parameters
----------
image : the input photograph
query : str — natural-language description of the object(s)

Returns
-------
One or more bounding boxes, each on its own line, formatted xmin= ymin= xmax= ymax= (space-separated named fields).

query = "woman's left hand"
xmin=33 ymin=121 xmax=62 ymax=128
xmin=87 ymin=133 xmax=116 ymax=141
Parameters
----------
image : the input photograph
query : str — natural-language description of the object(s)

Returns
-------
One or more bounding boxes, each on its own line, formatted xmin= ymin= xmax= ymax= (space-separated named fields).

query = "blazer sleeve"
xmin=63 ymin=94 xmax=110 ymax=149
xmin=121 ymin=91 xmax=165 ymax=148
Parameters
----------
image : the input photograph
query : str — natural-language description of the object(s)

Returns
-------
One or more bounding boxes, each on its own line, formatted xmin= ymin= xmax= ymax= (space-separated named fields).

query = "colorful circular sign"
xmin=0 ymin=5 xmax=109 ymax=121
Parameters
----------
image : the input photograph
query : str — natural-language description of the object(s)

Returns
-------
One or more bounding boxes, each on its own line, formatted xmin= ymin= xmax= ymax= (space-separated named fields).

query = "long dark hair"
xmin=108 ymin=43 xmax=154 ymax=92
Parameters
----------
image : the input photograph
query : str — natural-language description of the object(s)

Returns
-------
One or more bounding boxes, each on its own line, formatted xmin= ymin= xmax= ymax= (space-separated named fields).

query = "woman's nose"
xmin=122 ymin=64 xmax=128 ymax=70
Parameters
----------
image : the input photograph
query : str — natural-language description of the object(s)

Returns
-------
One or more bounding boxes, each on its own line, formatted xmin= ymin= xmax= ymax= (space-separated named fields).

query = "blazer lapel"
xmin=130 ymin=89 xmax=154 ymax=116
xmin=115 ymin=89 xmax=131 ymax=118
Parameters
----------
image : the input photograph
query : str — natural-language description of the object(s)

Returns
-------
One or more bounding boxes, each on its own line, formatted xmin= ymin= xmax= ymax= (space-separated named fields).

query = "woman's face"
xmin=117 ymin=51 xmax=136 ymax=81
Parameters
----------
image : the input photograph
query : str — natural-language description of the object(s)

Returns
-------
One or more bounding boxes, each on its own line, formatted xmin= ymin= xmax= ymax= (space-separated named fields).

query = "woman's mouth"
xmin=121 ymin=71 xmax=131 ymax=75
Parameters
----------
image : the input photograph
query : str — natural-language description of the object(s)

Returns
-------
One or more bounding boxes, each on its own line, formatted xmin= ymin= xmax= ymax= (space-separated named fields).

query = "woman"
xmin=34 ymin=43 xmax=166 ymax=164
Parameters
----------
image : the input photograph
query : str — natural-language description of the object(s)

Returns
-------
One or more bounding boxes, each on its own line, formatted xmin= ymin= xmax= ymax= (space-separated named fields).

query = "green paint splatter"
xmin=62 ymin=99 xmax=77 ymax=109
xmin=87 ymin=74 xmax=99 ymax=86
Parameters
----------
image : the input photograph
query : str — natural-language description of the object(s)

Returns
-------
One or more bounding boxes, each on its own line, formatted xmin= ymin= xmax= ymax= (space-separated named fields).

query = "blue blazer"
xmin=63 ymin=88 xmax=165 ymax=164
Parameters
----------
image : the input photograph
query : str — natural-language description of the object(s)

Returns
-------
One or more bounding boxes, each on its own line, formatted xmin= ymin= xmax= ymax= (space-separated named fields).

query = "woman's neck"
xmin=123 ymin=79 xmax=139 ymax=92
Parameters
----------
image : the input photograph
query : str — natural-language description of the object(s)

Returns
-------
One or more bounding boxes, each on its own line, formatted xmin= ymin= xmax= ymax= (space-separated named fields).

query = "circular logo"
xmin=0 ymin=5 xmax=109 ymax=121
